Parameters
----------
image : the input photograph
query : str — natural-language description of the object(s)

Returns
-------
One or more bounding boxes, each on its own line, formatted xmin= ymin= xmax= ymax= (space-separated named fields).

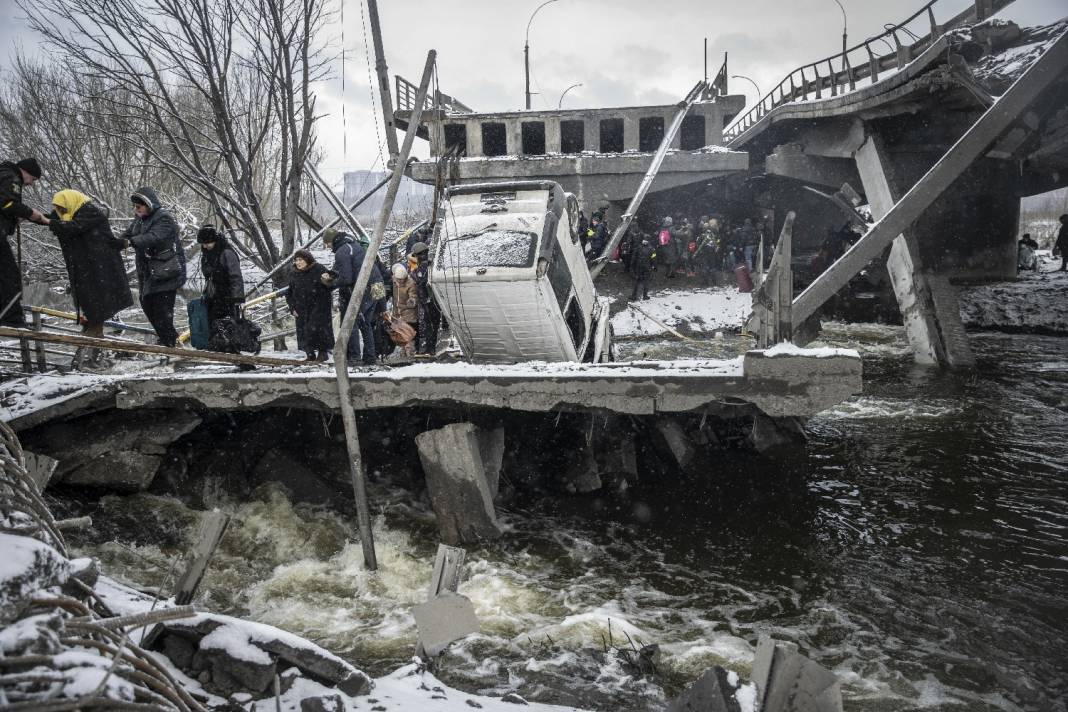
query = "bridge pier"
xmin=854 ymin=133 xmax=975 ymax=367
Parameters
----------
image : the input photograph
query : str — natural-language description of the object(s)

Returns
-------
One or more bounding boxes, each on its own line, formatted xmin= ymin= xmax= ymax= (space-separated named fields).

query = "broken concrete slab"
xmin=476 ymin=427 xmax=505 ymax=501
xmin=411 ymin=591 xmax=479 ymax=658
xmin=668 ymin=665 xmax=743 ymax=712
xmin=22 ymin=451 xmax=58 ymax=492
xmin=654 ymin=418 xmax=699 ymax=472
xmin=751 ymin=635 xmax=842 ymax=712
xmin=415 ymin=423 xmax=503 ymax=545
xmin=23 ymin=409 xmax=202 ymax=492
xmin=748 ymin=414 xmax=806 ymax=453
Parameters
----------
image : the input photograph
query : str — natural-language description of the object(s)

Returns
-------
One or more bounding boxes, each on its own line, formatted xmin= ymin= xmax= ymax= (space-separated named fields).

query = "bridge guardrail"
xmin=723 ymin=0 xmax=1016 ymax=144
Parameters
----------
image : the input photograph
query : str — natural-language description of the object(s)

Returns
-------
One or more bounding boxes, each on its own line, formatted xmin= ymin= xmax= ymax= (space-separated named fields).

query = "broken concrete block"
xmin=751 ymin=635 xmax=842 ymax=712
xmin=477 ymin=427 xmax=505 ymax=501
xmin=22 ymin=451 xmax=58 ymax=492
xmin=412 ymin=592 xmax=479 ymax=657
xmin=561 ymin=448 xmax=602 ymax=494
xmin=668 ymin=666 xmax=741 ymax=712
xmin=654 ymin=418 xmax=698 ymax=471
xmin=416 ymin=423 xmax=503 ymax=544
xmin=300 ymin=693 xmax=345 ymax=712
xmin=747 ymin=414 xmax=806 ymax=453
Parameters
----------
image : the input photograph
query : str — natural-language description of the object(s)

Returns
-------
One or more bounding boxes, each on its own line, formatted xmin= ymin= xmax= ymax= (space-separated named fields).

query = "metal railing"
xmin=723 ymin=0 xmax=1016 ymax=143
xmin=395 ymin=75 xmax=473 ymax=114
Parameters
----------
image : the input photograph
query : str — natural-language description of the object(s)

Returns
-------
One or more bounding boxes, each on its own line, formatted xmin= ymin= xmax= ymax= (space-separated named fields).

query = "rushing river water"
xmin=56 ymin=324 xmax=1068 ymax=711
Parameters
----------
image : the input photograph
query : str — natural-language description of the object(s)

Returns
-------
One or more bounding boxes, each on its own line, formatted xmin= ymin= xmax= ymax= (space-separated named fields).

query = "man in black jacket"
xmin=323 ymin=229 xmax=383 ymax=365
xmin=0 ymin=158 xmax=48 ymax=326
xmin=118 ymin=187 xmax=186 ymax=346
xmin=629 ymin=235 xmax=657 ymax=301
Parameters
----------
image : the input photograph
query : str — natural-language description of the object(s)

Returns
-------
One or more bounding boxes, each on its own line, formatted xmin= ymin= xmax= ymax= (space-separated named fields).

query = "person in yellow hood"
xmin=47 ymin=190 xmax=133 ymax=338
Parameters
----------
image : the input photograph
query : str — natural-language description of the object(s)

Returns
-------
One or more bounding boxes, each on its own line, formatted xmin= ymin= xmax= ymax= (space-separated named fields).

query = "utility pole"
xmin=525 ymin=0 xmax=559 ymax=110
xmin=367 ymin=0 xmax=400 ymax=163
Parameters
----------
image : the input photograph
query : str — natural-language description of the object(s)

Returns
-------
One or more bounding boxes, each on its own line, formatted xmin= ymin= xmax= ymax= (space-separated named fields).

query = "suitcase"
xmin=186 ymin=298 xmax=211 ymax=350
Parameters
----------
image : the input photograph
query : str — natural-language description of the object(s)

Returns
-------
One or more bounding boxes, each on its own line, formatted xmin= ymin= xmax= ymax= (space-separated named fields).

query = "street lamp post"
xmin=525 ymin=0 xmax=560 ymax=110
xmin=731 ymin=74 xmax=762 ymax=107
xmin=831 ymin=0 xmax=848 ymax=73
xmin=558 ymin=83 xmax=582 ymax=109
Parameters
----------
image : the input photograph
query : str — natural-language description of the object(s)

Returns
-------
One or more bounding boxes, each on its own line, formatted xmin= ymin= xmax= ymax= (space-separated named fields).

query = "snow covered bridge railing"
xmin=723 ymin=0 xmax=1017 ymax=143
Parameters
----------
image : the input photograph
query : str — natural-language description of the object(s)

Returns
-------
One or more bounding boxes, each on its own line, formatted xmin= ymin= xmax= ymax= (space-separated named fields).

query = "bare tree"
xmin=22 ymin=0 xmax=331 ymax=279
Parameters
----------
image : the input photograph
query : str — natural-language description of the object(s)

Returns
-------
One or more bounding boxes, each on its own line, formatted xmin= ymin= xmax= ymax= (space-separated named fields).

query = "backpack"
xmin=658 ymin=229 xmax=671 ymax=246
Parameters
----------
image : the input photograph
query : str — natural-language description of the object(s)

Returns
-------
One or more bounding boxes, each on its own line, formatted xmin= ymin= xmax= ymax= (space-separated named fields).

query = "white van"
xmin=430 ymin=181 xmax=611 ymax=363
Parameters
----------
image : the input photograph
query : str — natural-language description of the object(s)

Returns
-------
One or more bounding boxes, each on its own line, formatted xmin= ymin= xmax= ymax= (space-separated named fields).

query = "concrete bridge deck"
xmin=0 ymin=348 xmax=862 ymax=432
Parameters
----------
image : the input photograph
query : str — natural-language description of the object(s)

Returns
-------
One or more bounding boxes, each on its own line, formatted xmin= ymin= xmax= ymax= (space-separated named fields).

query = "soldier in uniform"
xmin=0 ymin=158 xmax=48 ymax=326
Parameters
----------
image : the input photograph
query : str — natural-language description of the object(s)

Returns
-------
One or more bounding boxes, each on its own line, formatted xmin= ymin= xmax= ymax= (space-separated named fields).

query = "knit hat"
xmin=410 ymin=241 xmax=429 ymax=255
xmin=196 ymin=225 xmax=219 ymax=243
xmin=16 ymin=158 xmax=42 ymax=179
xmin=322 ymin=228 xmax=338 ymax=244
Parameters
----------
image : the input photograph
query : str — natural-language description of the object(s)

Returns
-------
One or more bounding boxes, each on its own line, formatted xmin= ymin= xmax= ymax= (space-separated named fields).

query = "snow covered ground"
xmin=610 ymin=287 xmax=751 ymax=338
xmin=958 ymin=257 xmax=1068 ymax=334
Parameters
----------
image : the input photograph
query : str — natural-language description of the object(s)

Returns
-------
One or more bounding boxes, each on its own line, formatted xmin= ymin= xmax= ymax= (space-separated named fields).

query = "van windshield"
xmin=438 ymin=228 xmax=538 ymax=269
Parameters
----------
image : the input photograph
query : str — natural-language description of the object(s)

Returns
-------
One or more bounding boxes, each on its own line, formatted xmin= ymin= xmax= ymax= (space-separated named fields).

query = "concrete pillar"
xmin=466 ymin=120 xmax=483 ymax=157
xmin=507 ymin=119 xmax=521 ymax=156
xmin=706 ymin=106 xmax=723 ymax=146
xmin=546 ymin=118 xmax=562 ymax=154
xmin=622 ymin=114 xmax=638 ymax=151
xmin=584 ymin=119 xmax=598 ymax=154
xmin=415 ymin=423 xmax=503 ymax=544
xmin=854 ymin=134 xmax=974 ymax=367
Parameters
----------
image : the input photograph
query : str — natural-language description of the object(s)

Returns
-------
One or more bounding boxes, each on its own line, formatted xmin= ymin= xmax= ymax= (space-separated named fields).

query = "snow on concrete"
xmin=761 ymin=342 xmax=861 ymax=359
xmin=0 ymin=372 xmax=115 ymax=424
xmin=611 ymin=287 xmax=751 ymax=337
xmin=0 ymin=532 xmax=70 ymax=609
xmin=958 ymin=259 xmax=1068 ymax=334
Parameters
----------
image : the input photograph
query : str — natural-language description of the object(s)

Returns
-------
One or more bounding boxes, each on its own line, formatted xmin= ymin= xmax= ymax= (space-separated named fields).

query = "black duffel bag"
xmin=208 ymin=316 xmax=262 ymax=355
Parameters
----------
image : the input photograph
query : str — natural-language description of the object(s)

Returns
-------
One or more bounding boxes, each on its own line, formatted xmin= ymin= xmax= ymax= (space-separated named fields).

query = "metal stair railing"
xmin=723 ymin=0 xmax=1017 ymax=143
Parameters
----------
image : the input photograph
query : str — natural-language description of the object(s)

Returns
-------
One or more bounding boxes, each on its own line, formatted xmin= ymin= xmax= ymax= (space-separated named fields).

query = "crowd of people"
xmin=0 ymin=155 xmax=445 ymax=367
xmin=576 ymin=209 xmax=777 ymax=301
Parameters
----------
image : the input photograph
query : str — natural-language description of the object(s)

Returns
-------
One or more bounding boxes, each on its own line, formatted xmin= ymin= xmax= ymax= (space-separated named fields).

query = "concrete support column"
xmin=622 ymin=115 xmax=638 ymax=151
xmin=584 ymin=119 xmax=598 ymax=153
xmin=854 ymin=134 xmax=974 ymax=367
xmin=507 ymin=119 xmax=521 ymax=156
xmin=466 ymin=120 xmax=483 ymax=157
xmin=546 ymin=119 xmax=562 ymax=154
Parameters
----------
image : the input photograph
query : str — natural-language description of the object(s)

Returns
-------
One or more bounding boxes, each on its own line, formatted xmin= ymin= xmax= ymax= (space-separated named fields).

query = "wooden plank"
xmin=627 ymin=303 xmax=696 ymax=342
xmin=0 ymin=326 xmax=305 ymax=368
xmin=173 ymin=509 xmax=231 ymax=605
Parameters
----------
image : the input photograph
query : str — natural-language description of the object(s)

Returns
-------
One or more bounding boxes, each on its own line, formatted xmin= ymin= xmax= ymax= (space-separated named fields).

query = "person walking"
xmin=322 ymin=228 xmax=383 ymax=366
xmin=47 ymin=189 xmax=132 ymax=337
xmin=1056 ymin=214 xmax=1068 ymax=272
xmin=391 ymin=263 xmax=419 ymax=357
xmin=118 ymin=187 xmax=186 ymax=347
xmin=286 ymin=249 xmax=333 ymax=362
xmin=0 ymin=158 xmax=48 ymax=326
xmin=409 ymin=241 xmax=441 ymax=356
xmin=196 ymin=225 xmax=245 ymax=344
xmin=629 ymin=234 xmax=657 ymax=301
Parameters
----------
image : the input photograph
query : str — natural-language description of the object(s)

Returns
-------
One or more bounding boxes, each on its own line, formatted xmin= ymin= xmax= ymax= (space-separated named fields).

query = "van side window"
xmin=547 ymin=240 xmax=572 ymax=313
xmin=564 ymin=297 xmax=586 ymax=351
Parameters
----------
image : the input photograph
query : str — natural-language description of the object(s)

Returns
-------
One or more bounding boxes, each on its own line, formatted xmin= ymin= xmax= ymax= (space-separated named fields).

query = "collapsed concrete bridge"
xmin=728 ymin=0 xmax=1068 ymax=367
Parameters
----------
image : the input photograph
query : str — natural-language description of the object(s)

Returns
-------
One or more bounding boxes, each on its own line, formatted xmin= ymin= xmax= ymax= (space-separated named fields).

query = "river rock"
xmin=416 ymin=423 xmax=503 ymax=544
xmin=25 ymin=409 xmax=202 ymax=492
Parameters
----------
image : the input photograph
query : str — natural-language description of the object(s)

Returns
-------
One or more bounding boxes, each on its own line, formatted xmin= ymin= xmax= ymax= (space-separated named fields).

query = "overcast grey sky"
xmin=2 ymin=0 xmax=1066 ymax=188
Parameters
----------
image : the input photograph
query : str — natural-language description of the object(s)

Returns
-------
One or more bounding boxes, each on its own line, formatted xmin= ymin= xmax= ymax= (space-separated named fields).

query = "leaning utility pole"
xmin=334 ymin=50 xmax=436 ymax=572
xmin=367 ymin=0 xmax=401 ymax=163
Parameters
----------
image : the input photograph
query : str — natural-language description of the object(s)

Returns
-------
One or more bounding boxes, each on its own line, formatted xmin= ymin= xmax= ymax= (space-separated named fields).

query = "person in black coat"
xmin=629 ymin=235 xmax=657 ymax=301
xmin=0 ymin=158 xmax=48 ymax=326
xmin=286 ymin=249 xmax=334 ymax=361
xmin=196 ymin=225 xmax=245 ymax=322
xmin=322 ymin=229 xmax=383 ymax=365
xmin=47 ymin=190 xmax=132 ymax=336
xmin=118 ymin=187 xmax=186 ymax=346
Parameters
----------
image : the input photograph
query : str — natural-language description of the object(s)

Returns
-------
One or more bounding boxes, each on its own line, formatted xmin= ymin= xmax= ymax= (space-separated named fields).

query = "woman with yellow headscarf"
xmin=47 ymin=190 xmax=132 ymax=338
